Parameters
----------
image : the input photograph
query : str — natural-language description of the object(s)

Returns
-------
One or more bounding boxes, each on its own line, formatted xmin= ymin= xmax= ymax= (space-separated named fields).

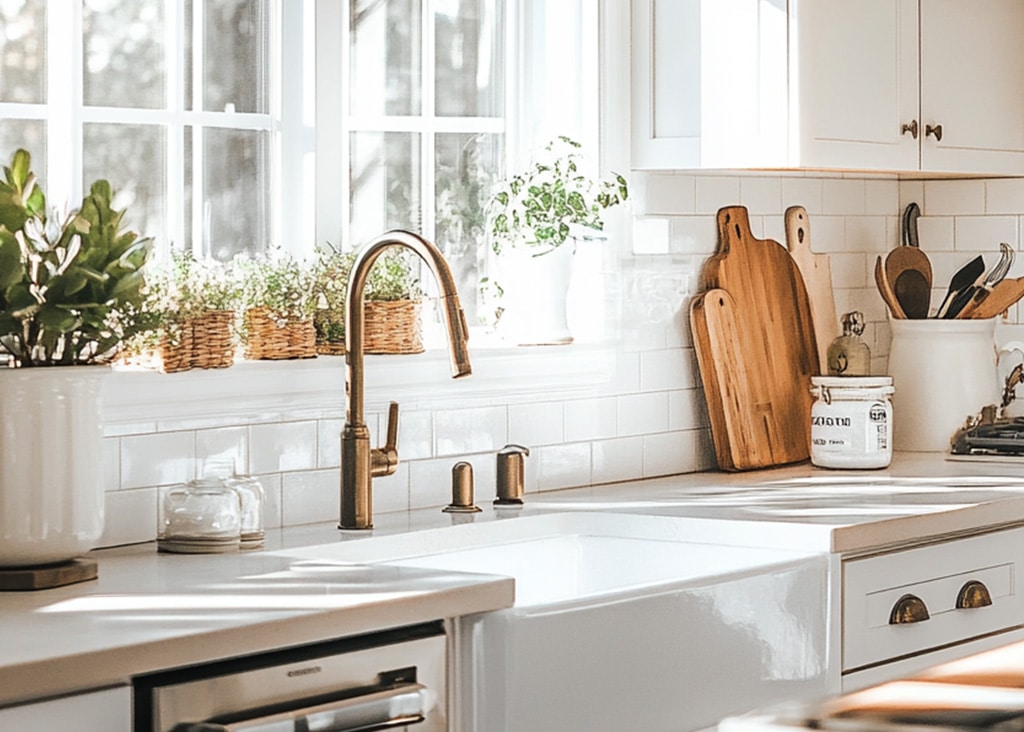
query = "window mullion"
xmin=47 ymin=3 xmax=81 ymax=211
xmin=166 ymin=0 xmax=185 ymax=258
xmin=421 ymin=0 xmax=436 ymax=240
xmin=191 ymin=0 xmax=205 ymax=255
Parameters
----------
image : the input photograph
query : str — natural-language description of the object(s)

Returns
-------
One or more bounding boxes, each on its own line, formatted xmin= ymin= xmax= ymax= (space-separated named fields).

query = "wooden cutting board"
xmin=785 ymin=206 xmax=837 ymax=372
xmin=691 ymin=206 xmax=818 ymax=470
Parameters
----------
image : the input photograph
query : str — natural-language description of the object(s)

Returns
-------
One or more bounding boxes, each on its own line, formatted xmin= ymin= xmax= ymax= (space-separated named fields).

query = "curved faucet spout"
xmin=340 ymin=230 xmax=472 ymax=529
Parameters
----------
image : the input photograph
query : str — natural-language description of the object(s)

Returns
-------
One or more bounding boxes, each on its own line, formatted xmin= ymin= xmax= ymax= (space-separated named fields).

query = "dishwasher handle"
xmin=186 ymin=682 xmax=431 ymax=732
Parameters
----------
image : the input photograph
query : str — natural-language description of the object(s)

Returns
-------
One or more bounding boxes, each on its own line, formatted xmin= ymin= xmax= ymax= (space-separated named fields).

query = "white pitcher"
xmin=887 ymin=318 xmax=1024 ymax=452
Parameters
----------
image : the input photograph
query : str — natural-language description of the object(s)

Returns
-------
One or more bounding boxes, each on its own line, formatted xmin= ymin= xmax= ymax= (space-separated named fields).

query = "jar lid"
xmin=811 ymin=376 xmax=893 ymax=388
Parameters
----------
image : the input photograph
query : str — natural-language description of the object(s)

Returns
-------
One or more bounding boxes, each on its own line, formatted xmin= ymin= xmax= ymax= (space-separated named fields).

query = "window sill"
xmin=103 ymin=343 xmax=617 ymax=433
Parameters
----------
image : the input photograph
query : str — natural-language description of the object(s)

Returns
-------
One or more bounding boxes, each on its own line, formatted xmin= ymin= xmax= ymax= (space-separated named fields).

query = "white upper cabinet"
xmin=633 ymin=0 xmax=1024 ymax=174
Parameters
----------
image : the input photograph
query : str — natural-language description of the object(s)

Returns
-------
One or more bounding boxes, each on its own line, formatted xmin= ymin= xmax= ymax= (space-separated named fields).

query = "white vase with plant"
xmin=0 ymin=149 xmax=154 ymax=568
xmin=487 ymin=136 xmax=628 ymax=345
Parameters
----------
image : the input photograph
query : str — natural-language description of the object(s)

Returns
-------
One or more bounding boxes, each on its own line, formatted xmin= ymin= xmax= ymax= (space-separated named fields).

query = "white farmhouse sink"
xmin=281 ymin=512 xmax=829 ymax=732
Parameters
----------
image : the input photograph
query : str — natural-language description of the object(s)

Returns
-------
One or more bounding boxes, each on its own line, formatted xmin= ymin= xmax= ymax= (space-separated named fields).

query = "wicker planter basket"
xmin=243 ymin=307 xmax=316 ymax=360
xmin=192 ymin=310 xmax=236 ymax=369
xmin=158 ymin=326 xmax=194 ymax=374
xmin=364 ymin=300 xmax=423 ymax=354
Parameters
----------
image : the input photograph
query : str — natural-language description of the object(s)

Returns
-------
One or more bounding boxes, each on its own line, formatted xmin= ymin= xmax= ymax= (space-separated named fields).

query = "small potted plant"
xmin=188 ymin=255 xmax=240 ymax=369
xmin=238 ymin=250 xmax=316 ymax=360
xmin=363 ymin=248 xmax=424 ymax=354
xmin=0 ymin=148 xmax=155 ymax=569
xmin=486 ymin=136 xmax=629 ymax=344
xmin=311 ymin=244 xmax=355 ymax=356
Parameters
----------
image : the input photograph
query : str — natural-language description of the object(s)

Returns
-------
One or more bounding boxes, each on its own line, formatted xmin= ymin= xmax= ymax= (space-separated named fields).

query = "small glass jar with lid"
xmin=225 ymin=473 xmax=265 ymax=550
xmin=158 ymin=478 xmax=242 ymax=553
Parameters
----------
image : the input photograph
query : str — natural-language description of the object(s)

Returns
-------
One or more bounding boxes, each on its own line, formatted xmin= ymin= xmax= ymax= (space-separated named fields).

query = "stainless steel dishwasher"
xmin=133 ymin=621 xmax=447 ymax=732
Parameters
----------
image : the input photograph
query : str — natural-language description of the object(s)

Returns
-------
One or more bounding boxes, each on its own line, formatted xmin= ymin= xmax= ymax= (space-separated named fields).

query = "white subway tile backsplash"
xmin=104 ymin=437 xmax=120 ymax=492
xmin=396 ymin=410 xmax=433 ymax=460
xmin=508 ymin=401 xmax=564 ymax=447
xmin=121 ymin=431 xmax=195 ymax=489
xmin=669 ymin=217 xmax=717 ymax=255
xmin=536 ymin=442 xmax=591 ymax=491
xmin=900 ymin=181 xmax=925 ymax=210
xmin=643 ymin=431 xmax=697 ymax=477
xmin=695 ymin=176 xmax=741 ymax=214
xmin=434 ymin=406 xmax=507 ymax=457
xmin=640 ymin=349 xmax=692 ymax=391
xmin=633 ymin=217 xmax=671 ymax=254
xmin=194 ymin=426 xmax=249 ymax=476
xmin=375 ymin=462 xmax=411 ymax=515
xmin=925 ymin=180 xmax=986 ymax=215
xmin=249 ymin=421 xmax=317 ymax=474
xmin=617 ymin=392 xmax=670 ymax=436
xmin=281 ymin=470 xmax=339 ymax=527
xmin=100 ymin=487 xmax=158 ymax=547
xmin=829 ymin=253 xmax=868 ymax=290
xmin=257 ymin=473 xmax=283 ymax=529
xmin=781 ymin=177 xmax=824 ymax=214
xmin=954 ymin=216 xmax=1018 ymax=251
xmin=844 ymin=216 xmax=888 ymax=254
xmin=669 ymin=389 xmax=705 ymax=432
xmin=916 ymin=215 xmax=955 ymax=252
xmin=822 ymin=179 xmax=865 ymax=216
xmin=642 ymin=174 xmax=696 ymax=215
xmin=740 ymin=177 xmax=782 ymax=215
xmin=865 ymin=179 xmax=899 ymax=216
xmin=408 ymin=458 xmax=458 ymax=510
xmin=808 ymin=216 xmax=847 ymax=254
xmin=591 ymin=436 xmax=644 ymax=485
xmin=317 ymin=419 xmax=343 ymax=468
xmin=986 ymin=179 xmax=1024 ymax=214
xmin=565 ymin=396 xmax=618 ymax=442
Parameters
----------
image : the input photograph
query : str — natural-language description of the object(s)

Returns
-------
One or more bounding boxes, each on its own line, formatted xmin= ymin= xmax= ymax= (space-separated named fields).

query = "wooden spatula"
xmin=969 ymin=276 xmax=1024 ymax=319
xmin=785 ymin=206 xmax=836 ymax=373
xmin=875 ymin=255 xmax=906 ymax=319
xmin=885 ymin=203 xmax=932 ymax=318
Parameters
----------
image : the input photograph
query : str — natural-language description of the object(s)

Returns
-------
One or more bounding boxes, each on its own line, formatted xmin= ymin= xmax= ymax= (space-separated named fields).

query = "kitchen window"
xmin=0 ymin=0 xmax=605 ymax=342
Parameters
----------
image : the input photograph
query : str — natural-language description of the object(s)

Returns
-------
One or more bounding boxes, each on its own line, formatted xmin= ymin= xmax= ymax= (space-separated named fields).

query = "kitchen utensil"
xmin=785 ymin=205 xmax=838 ymax=373
xmin=875 ymin=255 xmax=907 ymax=319
xmin=691 ymin=205 xmax=818 ymax=471
xmin=884 ymin=203 xmax=931 ymax=318
xmin=935 ymin=255 xmax=986 ymax=318
xmin=957 ymin=242 xmax=1014 ymax=318
xmin=969 ymin=276 xmax=1024 ymax=319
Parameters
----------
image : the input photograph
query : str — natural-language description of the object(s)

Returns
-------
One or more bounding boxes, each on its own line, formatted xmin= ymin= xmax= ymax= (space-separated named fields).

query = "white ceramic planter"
xmin=498 ymin=243 xmax=575 ymax=346
xmin=0 ymin=366 xmax=107 ymax=567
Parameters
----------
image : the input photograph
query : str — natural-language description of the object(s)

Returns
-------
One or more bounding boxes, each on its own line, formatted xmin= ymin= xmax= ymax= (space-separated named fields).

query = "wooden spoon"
xmin=884 ymin=203 xmax=932 ymax=318
xmin=969 ymin=276 xmax=1024 ymax=319
xmin=875 ymin=255 xmax=906 ymax=319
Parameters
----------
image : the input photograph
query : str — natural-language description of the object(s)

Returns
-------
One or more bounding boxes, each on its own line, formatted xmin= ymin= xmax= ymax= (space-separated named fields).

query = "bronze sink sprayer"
xmin=340 ymin=230 xmax=472 ymax=530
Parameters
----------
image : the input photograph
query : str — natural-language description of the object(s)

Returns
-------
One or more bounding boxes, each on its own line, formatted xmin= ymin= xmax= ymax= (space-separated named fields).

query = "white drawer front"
xmin=843 ymin=526 xmax=1024 ymax=672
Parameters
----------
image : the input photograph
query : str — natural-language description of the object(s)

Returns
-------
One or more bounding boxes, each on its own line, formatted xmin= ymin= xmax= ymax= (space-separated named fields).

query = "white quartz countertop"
xmin=0 ymin=544 xmax=513 ymax=708
xmin=5 ymin=452 xmax=1024 ymax=708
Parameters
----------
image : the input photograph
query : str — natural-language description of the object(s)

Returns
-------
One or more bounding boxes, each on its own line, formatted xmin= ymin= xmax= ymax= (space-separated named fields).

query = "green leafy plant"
xmin=365 ymin=249 xmax=421 ymax=302
xmin=487 ymin=136 xmax=629 ymax=257
xmin=0 ymin=149 xmax=155 ymax=366
xmin=237 ymin=249 xmax=315 ymax=321
xmin=311 ymin=244 xmax=355 ymax=345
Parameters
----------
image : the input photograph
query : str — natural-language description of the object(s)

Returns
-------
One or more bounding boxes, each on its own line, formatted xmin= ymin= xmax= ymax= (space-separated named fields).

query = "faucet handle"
xmin=371 ymin=401 xmax=400 ymax=477
xmin=495 ymin=444 xmax=530 ymax=506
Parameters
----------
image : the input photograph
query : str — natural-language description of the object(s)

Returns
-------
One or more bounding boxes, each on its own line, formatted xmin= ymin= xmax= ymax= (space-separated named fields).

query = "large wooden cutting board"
xmin=691 ymin=206 xmax=819 ymax=470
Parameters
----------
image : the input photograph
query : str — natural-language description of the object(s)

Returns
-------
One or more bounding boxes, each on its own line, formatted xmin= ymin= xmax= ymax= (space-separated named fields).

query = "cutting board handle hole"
xmin=734 ymin=223 xmax=741 ymax=238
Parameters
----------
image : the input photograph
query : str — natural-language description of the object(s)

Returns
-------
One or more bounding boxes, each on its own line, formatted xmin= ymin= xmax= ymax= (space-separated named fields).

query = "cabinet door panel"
xmin=794 ymin=0 xmax=919 ymax=170
xmin=921 ymin=0 xmax=1024 ymax=173
xmin=0 ymin=686 xmax=130 ymax=732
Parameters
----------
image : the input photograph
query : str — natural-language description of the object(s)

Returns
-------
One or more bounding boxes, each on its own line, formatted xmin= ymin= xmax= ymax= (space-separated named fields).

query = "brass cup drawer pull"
xmin=889 ymin=593 xmax=930 ymax=625
xmin=957 ymin=580 xmax=993 ymax=609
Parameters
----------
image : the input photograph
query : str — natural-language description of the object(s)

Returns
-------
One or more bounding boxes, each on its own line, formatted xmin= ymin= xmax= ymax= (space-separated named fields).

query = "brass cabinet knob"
xmin=925 ymin=123 xmax=943 ymax=141
xmin=901 ymin=120 xmax=919 ymax=139
xmin=889 ymin=593 xmax=930 ymax=624
xmin=956 ymin=580 xmax=993 ymax=609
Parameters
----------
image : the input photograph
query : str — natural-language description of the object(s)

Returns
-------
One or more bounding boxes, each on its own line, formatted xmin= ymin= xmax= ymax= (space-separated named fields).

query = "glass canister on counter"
xmin=158 ymin=478 xmax=243 ymax=553
xmin=224 ymin=473 xmax=265 ymax=550
xmin=809 ymin=376 xmax=894 ymax=469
